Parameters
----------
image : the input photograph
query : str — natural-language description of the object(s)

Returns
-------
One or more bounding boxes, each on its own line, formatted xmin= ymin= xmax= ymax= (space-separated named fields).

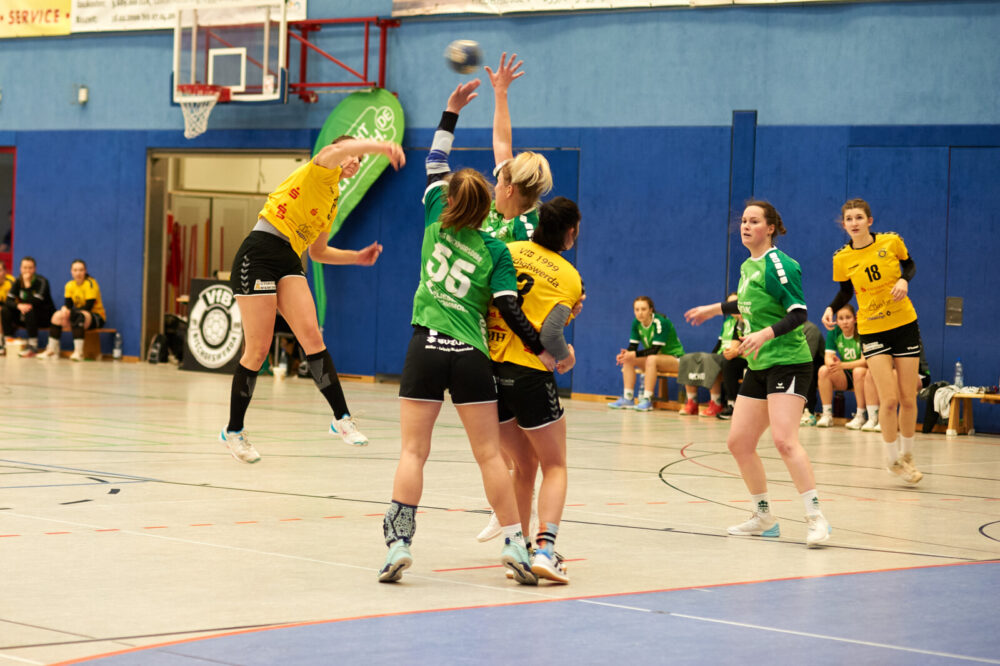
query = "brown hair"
xmin=71 ymin=258 xmax=91 ymax=280
xmin=841 ymin=198 xmax=872 ymax=220
xmin=331 ymin=134 xmax=354 ymax=145
xmin=441 ymin=169 xmax=492 ymax=232
xmin=836 ymin=302 xmax=857 ymax=316
xmin=498 ymin=152 xmax=553 ymax=209
xmin=745 ymin=200 xmax=786 ymax=244
xmin=634 ymin=296 xmax=655 ymax=312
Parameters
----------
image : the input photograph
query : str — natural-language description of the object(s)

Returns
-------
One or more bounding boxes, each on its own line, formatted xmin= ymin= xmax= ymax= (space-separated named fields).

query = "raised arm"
xmin=426 ymin=80 xmax=481 ymax=186
xmin=314 ymin=139 xmax=405 ymax=171
xmin=485 ymin=52 xmax=524 ymax=166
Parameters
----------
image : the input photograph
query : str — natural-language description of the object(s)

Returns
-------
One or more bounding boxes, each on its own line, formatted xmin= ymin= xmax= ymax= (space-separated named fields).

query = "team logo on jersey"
xmin=187 ymin=284 xmax=243 ymax=369
xmin=878 ymin=249 xmax=887 ymax=257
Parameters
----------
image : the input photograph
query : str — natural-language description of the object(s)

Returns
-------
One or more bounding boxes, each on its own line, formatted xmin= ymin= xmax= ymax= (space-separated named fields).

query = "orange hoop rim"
xmin=176 ymin=84 xmax=232 ymax=103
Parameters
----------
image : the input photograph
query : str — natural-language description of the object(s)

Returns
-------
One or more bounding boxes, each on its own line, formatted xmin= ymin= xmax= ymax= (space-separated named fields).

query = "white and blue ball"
xmin=444 ymin=40 xmax=483 ymax=74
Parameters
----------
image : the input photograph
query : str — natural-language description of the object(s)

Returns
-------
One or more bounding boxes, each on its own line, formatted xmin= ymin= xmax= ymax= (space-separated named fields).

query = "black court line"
xmin=0 ymin=620 xmax=285 ymax=651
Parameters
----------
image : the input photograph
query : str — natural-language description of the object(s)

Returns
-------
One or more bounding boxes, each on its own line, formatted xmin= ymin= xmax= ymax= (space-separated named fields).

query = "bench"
xmin=653 ymin=371 xmax=682 ymax=410
xmin=946 ymin=393 xmax=1000 ymax=436
xmin=31 ymin=328 xmax=117 ymax=360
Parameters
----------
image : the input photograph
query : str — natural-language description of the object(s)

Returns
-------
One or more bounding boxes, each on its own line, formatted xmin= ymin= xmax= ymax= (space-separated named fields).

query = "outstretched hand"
xmin=684 ymin=304 xmax=717 ymax=326
xmin=379 ymin=142 xmax=406 ymax=171
xmin=446 ymin=79 xmax=481 ymax=114
xmin=485 ymin=52 xmax=524 ymax=94
xmin=356 ymin=241 xmax=384 ymax=266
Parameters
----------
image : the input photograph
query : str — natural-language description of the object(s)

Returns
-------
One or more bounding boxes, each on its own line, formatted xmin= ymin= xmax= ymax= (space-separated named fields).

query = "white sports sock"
xmin=500 ymin=524 xmax=525 ymax=548
xmin=641 ymin=390 xmax=653 ymax=400
xmin=884 ymin=439 xmax=901 ymax=466
xmin=751 ymin=492 xmax=771 ymax=517
xmin=710 ymin=392 xmax=722 ymax=405
xmin=822 ymin=404 xmax=833 ymax=415
xmin=73 ymin=339 xmax=84 ymax=354
xmin=801 ymin=489 xmax=821 ymax=517
xmin=28 ymin=337 xmax=38 ymax=349
xmin=623 ymin=389 xmax=634 ymax=400
xmin=870 ymin=406 xmax=880 ymax=417
xmin=899 ymin=435 xmax=914 ymax=456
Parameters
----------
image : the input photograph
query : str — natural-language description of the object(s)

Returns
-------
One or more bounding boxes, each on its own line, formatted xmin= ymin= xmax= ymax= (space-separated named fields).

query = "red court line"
xmin=45 ymin=532 xmax=71 ymax=535
xmin=143 ymin=526 xmax=168 ymax=529
xmin=96 ymin=529 xmax=119 ymax=532
xmin=235 ymin=521 xmax=257 ymax=524
xmin=0 ymin=534 xmax=20 ymax=537
xmin=190 ymin=523 xmax=213 ymax=527
xmin=323 ymin=516 xmax=344 ymax=519
xmin=54 ymin=559 xmax=999 ymax=666
xmin=279 ymin=518 xmax=302 ymax=522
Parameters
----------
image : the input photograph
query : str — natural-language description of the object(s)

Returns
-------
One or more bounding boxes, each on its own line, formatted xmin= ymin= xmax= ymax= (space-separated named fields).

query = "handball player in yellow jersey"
xmin=822 ymin=199 xmax=923 ymax=485
xmin=220 ymin=137 xmax=404 ymax=464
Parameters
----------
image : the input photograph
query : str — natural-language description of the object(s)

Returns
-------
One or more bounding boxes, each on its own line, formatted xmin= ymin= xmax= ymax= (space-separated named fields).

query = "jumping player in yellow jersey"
xmin=38 ymin=259 xmax=106 ymax=361
xmin=219 ymin=137 xmax=405 ymax=464
xmin=487 ymin=197 xmax=582 ymax=583
xmin=822 ymin=199 xmax=924 ymax=485
xmin=686 ymin=201 xmax=831 ymax=548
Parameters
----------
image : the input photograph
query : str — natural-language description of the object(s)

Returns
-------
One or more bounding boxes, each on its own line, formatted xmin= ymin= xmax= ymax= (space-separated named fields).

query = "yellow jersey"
xmin=487 ymin=241 xmax=583 ymax=371
xmin=832 ymin=232 xmax=917 ymax=335
xmin=259 ymin=161 xmax=343 ymax=257
xmin=65 ymin=277 xmax=106 ymax=320
xmin=0 ymin=273 xmax=14 ymax=301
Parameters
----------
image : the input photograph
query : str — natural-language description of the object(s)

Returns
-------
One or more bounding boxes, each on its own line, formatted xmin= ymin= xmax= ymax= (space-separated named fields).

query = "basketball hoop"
xmin=176 ymin=84 xmax=231 ymax=139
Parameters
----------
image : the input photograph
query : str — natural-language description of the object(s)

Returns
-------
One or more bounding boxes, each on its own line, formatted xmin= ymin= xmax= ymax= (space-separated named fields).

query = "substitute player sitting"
xmin=609 ymin=296 xmax=685 ymax=412
xmin=40 ymin=259 xmax=106 ymax=361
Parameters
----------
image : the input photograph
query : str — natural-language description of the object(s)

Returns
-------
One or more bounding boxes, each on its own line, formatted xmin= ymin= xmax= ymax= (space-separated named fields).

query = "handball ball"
xmin=445 ymin=40 xmax=483 ymax=74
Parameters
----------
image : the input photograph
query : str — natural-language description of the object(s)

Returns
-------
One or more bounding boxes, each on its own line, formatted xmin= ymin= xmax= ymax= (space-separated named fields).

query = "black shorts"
xmin=87 ymin=312 xmax=105 ymax=330
xmin=739 ymin=362 xmax=812 ymax=401
xmin=230 ymin=230 xmax=305 ymax=296
xmin=398 ymin=327 xmax=497 ymax=405
xmin=495 ymin=361 xmax=564 ymax=430
xmin=859 ymin=319 xmax=922 ymax=359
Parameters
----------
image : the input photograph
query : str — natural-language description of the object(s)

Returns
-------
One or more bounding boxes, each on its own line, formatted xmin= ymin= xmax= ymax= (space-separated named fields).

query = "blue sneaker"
xmin=378 ymin=540 xmax=412 ymax=582
xmin=500 ymin=538 xmax=538 ymax=585
xmin=608 ymin=396 xmax=635 ymax=409
xmin=634 ymin=397 xmax=653 ymax=412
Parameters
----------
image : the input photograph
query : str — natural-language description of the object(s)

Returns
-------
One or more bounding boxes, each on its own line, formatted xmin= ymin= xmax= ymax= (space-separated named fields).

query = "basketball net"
xmin=177 ymin=85 xmax=228 ymax=139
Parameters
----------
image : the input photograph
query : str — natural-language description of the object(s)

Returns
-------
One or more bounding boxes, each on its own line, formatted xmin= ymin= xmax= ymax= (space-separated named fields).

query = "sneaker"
xmin=679 ymin=399 xmax=698 ymax=415
xmin=38 ymin=344 xmax=60 ymax=359
xmin=608 ymin=396 xmax=634 ymax=409
xmin=807 ymin=413 xmax=817 ymax=426
xmin=0 ymin=346 xmax=6 ymax=357
xmin=888 ymin=456 xmax=923 ymax=485
xmin=816 ymin=413 xmax=834 ymax=428
xmin=378 ymin=540 xmax=412 ymax=583
xmin=331 ymin=415 xmax=368 ymax=446
xmin=500 ymin=538 xmax=538 ymax=585
xmin=634 ymin=397 xmax=653 ymax=412
xmin=805 ymin=514 xmax=831 ymax=547
xmin=70 ymin=350 xmax=85 ymax=362
xmin=845 ymin=412 xmax=867 ymax=430
xmin=716 ymin=405 xmax=734 ymax=420
xmin=700 ymin=401 xmax=723 ymax=417
xmin=219 ymin=429 xmax=261 ymax=464
xmin=861 ymin=417 xmax=880 ymax=432
xmin=727 ymin=512 xmax=780 ymax=537
xmin=531 ymin=550 xmax=569 ymax=584
xmin=18 ymin=346 xmax=38 ymax=358
xmin=476 ymin=512 xmax=502 ymax=542
xmin=800 ymin=409 xmax=813 ymax=425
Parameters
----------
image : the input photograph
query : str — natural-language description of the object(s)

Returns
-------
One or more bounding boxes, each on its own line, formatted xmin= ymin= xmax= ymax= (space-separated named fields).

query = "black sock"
xmin=227 ymin=363 xmax=258 ymax=432
xmin=49 ymin=325 xmax=62 ymax=341
xmin=306 ymin=349 xmax=349 ymax=418
xmin=71 ymin=326 xmax=84 ymax=340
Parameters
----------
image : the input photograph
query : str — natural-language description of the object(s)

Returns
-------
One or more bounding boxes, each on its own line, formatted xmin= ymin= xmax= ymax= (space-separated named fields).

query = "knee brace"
xmin=70 ymin=309 xmax=86 ymax=329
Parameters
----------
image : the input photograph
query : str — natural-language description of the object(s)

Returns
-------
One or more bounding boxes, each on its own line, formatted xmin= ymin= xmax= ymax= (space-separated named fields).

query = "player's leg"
xmin=277 ymin=276 xmax=366 ymax=445
xmin=610 ymin=355 xmax=639 ymax=408
xmin=893 ymin=355 xmax=923 ymax=480
xmin=725 ymin=391 xmax=776 ymax=536
xmin=41 ymin=309 xmax=67 ymax=358
xmin=861 ymin=367 xmax=881 ymax=431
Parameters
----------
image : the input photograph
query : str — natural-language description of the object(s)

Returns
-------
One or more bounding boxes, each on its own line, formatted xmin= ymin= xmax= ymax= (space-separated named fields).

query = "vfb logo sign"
xmin=187 ymin=284 xmax=243 ymax=369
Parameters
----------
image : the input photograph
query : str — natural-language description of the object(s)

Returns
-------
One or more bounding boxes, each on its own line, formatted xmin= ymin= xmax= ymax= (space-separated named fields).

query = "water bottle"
xmin=113 ymin=332 xmax=123 ymax=360
xmin=954 ymin=358 xmax=963 ymax=388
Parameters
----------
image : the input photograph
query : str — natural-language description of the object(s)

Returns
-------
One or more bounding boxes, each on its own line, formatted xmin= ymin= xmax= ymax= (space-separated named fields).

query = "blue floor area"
xmin=81 ymin=562 xmax=1000 ymax=666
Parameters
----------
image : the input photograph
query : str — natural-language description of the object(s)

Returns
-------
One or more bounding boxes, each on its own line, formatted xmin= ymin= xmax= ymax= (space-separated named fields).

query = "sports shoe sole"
xmin=501 ymin=554 xmax=538 ymax=585
xmin=378 ymin=556 xmax=412 ymax=583
xmin=806 ymin=529 xmax=831 ymax=548
xmin=531 ymin=560 xmax=570 ymax=584
xmin=727 ymin=523 xmax=780 ymax=537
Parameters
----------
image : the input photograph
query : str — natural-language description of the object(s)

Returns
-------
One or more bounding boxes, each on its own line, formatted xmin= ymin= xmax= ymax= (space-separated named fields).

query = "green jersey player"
xmin=816 ymin=304 xmax=877 ymax=431
xmin=686 ymin=200 xmax=831 ymax=548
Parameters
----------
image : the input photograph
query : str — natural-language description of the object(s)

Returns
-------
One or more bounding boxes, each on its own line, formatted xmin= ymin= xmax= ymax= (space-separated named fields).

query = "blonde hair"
xmin=498 ymin=152 xmax=553 ymax=209
xmin=441 ymin=169 xmax=492 ymax=232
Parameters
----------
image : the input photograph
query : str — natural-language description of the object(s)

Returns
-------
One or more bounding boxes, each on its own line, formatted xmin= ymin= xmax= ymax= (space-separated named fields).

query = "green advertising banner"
xmin=311 ymin=88 xmax=405 ymax=322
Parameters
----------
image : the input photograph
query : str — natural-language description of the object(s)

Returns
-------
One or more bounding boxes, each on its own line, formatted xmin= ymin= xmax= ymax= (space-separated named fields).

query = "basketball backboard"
xmin=172 ymin=2 xmax=289 ymax=105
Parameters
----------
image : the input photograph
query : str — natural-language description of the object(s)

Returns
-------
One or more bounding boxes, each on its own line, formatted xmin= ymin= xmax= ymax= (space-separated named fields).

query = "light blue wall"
xmin=0 ymin=2 xmax=996 ymax=131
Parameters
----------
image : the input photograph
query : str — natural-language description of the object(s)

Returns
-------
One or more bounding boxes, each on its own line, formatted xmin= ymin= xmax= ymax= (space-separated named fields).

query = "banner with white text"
xmin=392 ymin=0 xmax=916 ymax=17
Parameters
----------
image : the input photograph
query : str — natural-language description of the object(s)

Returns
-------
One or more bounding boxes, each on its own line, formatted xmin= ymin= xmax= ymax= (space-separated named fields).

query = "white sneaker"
xmin=816 ymin=413 xmax=834 ymax=428
xmin=531 ymin=550 xmax=569 ymax=584
xmin=476 ymin=512 xmax=502 ymax=542
xmin=805 ymin=514 xmax=831 ymax=547
xmin=861 ymin=416 xmax=880 ymax=432
xmin=845 ymin=412 xmax=866 ymax=430
xmin=37 ymin=348 xmax=59 ymax=359
xmin=727 ymin=512 xmax=780 ymax=537
xmin=889 ymin=454 xmax=923 ymax=485
xmin=69 ymin=350 xmax=85 ymax=362
xmin=219 ymin=429 xmax=260 ymax=464
xmin=331 ymin=415 xmax=368 ymax=446
xmin=800 ymin=409 xmax=813 ymax=425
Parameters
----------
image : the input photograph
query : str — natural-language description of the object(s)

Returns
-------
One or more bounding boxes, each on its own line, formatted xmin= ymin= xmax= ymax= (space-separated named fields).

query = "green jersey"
xmin=736 ymin=248 xmax=812 ymax=371
xmin=825 ymin=327 xmax=863 ymax=362
xmin=480 ymin=201 xmax=536 ymax=242
xmin=718 ymin=316 xmax=743 ymax=353
xmin=629 ymin=312 xmax=684 ymax=357
xmin=413 ymin=186 xmax=518 ymax=355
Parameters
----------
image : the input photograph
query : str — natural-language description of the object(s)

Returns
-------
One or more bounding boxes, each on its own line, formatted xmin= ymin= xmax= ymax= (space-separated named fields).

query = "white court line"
xmin=0 ymin=653 xmax=45 ymax=665
xmin=578 ymin=599 xmax=1000 ymax=664
xmin=6 ymin=511 xmax=562 ymax=600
